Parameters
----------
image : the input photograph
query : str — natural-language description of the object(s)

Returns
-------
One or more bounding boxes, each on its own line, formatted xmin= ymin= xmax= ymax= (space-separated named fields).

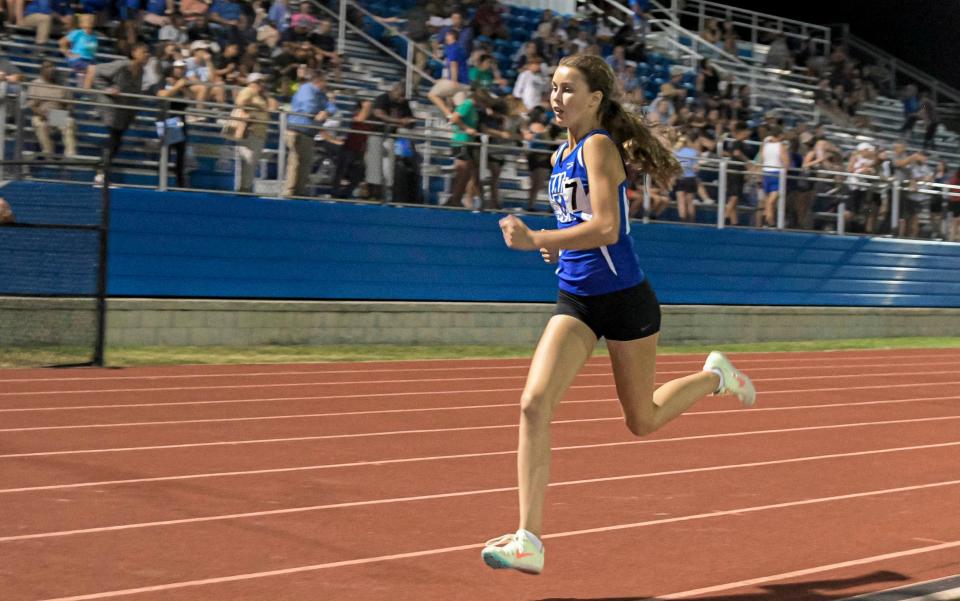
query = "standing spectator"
xmin=17 ymin=0 xmax=72 ymax=45
xmin=438 ymin=11 xmax=473 ymax=55
xmin=722 ymin=121 xmax=752 ymax=225
xmin=59 ymin=13 xmax=98 ymax=87
xmin=27 ymin=60 xmax=77 ymax=158
xmin=523 ymin=104 xmax=555 ymax=211
xmin=367 ymin=80 xmax=416 ymax=202
xmin=696 ymin=58 xmax=720 ymax=97
xmin=156 ymin=60 xmax=193 ymax=188
xmin=283 ymin=69 xmax=328 ymax=197
xmin=758 ymin=127 xmax=788 ymax=227
xmin=845 ymin=142 xmax=879 ymax=233
xmin=208 ymin=0 xmax=242 ymax=46
xmin=920 ymin=92 xmax=938 ymax=150
xmin=85 ymin=42 xmax=149 ymax=182
xmin=479 ymin=96 xmax=523 ymax=210
xmin=899 ymin=84 xmax=920 ymax=137
xmin=512 ymin=55 xmax=547 ymax=112
xmin=233 ymin=72 xmax=276 ymax=193
xmin=947 ymin=167 xmax=960 ymax=242
xmin=334 ymin=99 xmax=374 ymax=199
xmin=426 ymin=28 xmax=470 ymax=115
xmin=673 ymin=133 xmax=702 ymax=223
xmin=447 ymin=89 xmax=480 ymax=209
xmin=902 ymin=150 xmax=933 ymax=238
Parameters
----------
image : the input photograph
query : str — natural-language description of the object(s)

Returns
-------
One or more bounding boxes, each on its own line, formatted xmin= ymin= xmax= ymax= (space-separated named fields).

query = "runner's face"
xmin=551 ymin=66 xmax=599 ymax=128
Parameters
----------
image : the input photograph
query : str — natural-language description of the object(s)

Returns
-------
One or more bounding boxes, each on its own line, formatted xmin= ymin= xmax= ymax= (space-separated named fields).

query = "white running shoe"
xmin=481 ymin=529 xmax=544 ymax=574
xmin=703 ymin=351 xmax=756 ymax=407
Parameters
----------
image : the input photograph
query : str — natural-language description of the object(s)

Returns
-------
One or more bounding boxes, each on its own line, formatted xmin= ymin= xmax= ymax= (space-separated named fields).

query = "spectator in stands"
xmin=0 ymin=197 xmax=14 ymax=224
xmin=447 ymin=88 xmax=480 ymax=209
xmin=512 ymin=55 xmax=547 ymax=112
xmin=283 ymin=69 xmax=328 ymax=197
xmin=289 ymin=1 xmax=317 ymax=32
xmin=948 ymin=167 xmax=960 ymax=242
xmin=208 ymin=0 xmax=242 ymax=46
xmin=920 ymin=92 xmax=938 ymax=150
xmin=267 ymin=0 xmax=290 ymax=35
xmin=612 ymin=3 xmax=647 ymax=62
xmin=764 ymin=33 xmax=791 ymax=70
xmin=696 ymin=58 xmax=720 ymax=98
xmin=367 ymin=80 xmax=415 ymax=202
xmin=439 ymin=10 xmax=473 ymax=54
xmin=902 ymin=150 xmax=933 ymax=238
xmin=426 ymin=28 xmax=470 ymax=116
xmin=334 ymin=99 xmax=374 ymax=199
xmin=16 ymin=0 xmax=72 ymax=45
xmin=845 ymin=142 xmax=880 ymax=233
xmin=180 ymin=0 xmax=208 ymax=25
xmin=59 ymin=13 xmax=97 ymax=87
xmin=27 ymin=60 xmax=77 ymax=158
xmin=472 ymin=0 xmax=507 ymax=40
xmin=233 ymin=72 xmax=276 ymax=193
xmin=758 ymin=126 xmax=788 ymax=227
xmin=721 ymin=20 xmax=739 ymax=56
xmin=0 ymin=48 xmax=24 ymax=85
xmin=158 ymin=12 xmax=189 ymax=44
xmin=469 ymin=53 xmax=506 ymax=94
xmin=311 ymin=18 xmax=341 ymax=81
xmin=523 ymin=104 xmax=556 ymax=212
xmin=142 ymin=0 xmax=174 ymax=27
xmin=85 ymin=42 xmax=149 ymax=183
xmin=722 ymin=121 xmax=752 ymax=226
xmin=899 ymin=84 xmax=920 ymax=137
xmin=479 ymin=95 xmax=523 ymax=210
xmin=156 ymin=60 xmax=193 ymax=188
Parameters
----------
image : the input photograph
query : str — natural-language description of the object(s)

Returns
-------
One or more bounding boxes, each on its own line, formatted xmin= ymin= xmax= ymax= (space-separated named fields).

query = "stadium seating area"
xmin=1 ymin=0 xmax=958 ymax=237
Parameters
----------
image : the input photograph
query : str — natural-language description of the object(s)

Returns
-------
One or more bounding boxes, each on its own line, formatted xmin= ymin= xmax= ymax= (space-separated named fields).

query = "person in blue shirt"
xmin=208 ymin=0 xmax=242 ymax=45
xmin=673 ymin=133 xmax=700 ymax=222
xmin=899 ymin=84 xmax=920 ymax=137
xmin=142 ymin=0 xmax=174 ymax=26
xmin=59 ymin=13 xmax=98 ymax=86
xmin=482 ymin=53 xmax=756 ymax=575
xmin=283 ymin=69 xmax=330 ymax=197
xmin=17 ymin=0 xmax=72 ymax=45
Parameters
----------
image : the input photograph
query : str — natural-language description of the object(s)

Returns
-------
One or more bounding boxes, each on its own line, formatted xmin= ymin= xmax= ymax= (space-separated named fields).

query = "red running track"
xmin=1 ymin=348 xmax=959 ymax=600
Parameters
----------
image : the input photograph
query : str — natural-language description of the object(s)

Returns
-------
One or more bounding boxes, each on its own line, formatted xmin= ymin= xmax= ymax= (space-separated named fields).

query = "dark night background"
xmin=712 ymin=0 xmax=960 ymax=90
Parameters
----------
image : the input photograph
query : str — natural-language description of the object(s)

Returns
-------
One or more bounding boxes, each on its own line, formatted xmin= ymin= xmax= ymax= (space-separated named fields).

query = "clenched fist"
xmin=498 ymin=214 xmax=537 ymax=250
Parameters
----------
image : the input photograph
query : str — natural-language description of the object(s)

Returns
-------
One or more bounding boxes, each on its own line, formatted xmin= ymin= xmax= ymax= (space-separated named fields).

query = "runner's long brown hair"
xmin=559 ymin=54 xmax=680 ymax=186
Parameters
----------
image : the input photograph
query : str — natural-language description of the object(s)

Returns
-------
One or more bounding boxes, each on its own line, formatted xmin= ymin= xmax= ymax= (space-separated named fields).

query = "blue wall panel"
xmin=4 ymin=183 xmax=960 ymax=307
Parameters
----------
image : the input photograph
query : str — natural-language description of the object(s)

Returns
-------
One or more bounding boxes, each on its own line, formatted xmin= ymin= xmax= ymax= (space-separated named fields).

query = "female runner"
xmin=482 ymin=54 xmax=756 ymax=575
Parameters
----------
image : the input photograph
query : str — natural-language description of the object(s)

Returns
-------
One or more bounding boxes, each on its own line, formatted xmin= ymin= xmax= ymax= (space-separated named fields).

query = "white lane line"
xmin=4 ymin=440 xmax=959 ymax=542
xmin=3 ymin=393 xmax=958 ymax=433
xmin=2 ymin=414 xmax=958 ymax=460
xmin=5 ymin=378 xmax=960 ymax=413
xmin=3 ymin=409 xmax=959 ymax=494
xmin=34 ymin=480 xmax=960 ymax=601
xmin=2 ymin=357 xmax=955 ymax=384
xmin=4 ymin=368 xmax=960 ymax=397
xmin=660 ymin=542 xmax=960 ymax=599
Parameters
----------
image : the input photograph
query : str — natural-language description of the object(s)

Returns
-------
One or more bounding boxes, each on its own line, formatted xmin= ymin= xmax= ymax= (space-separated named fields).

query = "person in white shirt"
xmin=758 ymin=127 xmax=789 ymax=227
xmin=512 ymin=56 xmax=546 ymax=112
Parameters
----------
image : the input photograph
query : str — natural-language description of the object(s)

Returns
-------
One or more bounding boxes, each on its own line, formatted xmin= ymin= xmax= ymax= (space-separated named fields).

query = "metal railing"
xmin=663 ymin=0 xmax=831 ymax=58
xmin=3 ymin=82 xmax=958 ymax=240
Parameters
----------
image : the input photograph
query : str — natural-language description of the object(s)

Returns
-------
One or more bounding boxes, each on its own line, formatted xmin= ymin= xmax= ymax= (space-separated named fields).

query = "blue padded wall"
xmin=3 ymin=183 xmax=960 ymax=307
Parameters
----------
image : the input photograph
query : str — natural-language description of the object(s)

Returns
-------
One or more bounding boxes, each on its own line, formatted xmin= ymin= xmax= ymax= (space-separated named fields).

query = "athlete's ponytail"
xmin=559 ymin=54 xmax=680 ymax=186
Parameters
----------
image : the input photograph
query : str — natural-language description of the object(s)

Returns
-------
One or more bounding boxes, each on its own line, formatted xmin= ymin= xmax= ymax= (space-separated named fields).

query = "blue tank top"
xmin=548 ymin=129 xmax=644 ymax=296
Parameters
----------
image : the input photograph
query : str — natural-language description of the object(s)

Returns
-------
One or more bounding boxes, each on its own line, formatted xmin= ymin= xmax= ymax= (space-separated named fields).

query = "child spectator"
xmin=59 ymin=13 xmax=97 ymax=87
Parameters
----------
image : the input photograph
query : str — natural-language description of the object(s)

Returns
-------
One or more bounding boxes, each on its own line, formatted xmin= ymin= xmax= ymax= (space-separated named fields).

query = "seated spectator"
xmin=0 ymin=197 xmax=14 ymax=224
xmin=252 ymin=0 xmax=279 ymax=48
xmin=426 ymin=29 xmax=470 ymax=116
xmin=59 ymin=13 xmax=98 ymax=87
xmin=696 ymin=58 xmax=720 ymax=97
xmin=512 ymin=55 xmax=547 ymax=112
xmin=700 ymin=17 xmax=720 ymax=44
xmin=268 ymin=0 xmax=290 ymax=34
xmin=513 ymin=41 xmax=541 ymax=72
xmin=438 ymin=10 xmax=473 ymax=55
xmin=289 ymin=2 xmax=318 ymax=32
xmin=27 ymin=60 xmax=77 ymax=158
xmin=233 ymin=72 xmax=277 ymax=193
xmin=523 ymin=104 xmax=556 ymax=211
xmin=208 ymin=0 xmax=242 ymax=46
xmin=469 ymin=54 xmax=506 ymax=93
xmin=722 ymin=20 xmax=739 ymax=56
xmin=158 ymin=12 xmax=189 ymax=44
xmin=472 ymin=0 xmax=507 ymax=40
xmin=764 ymin=33 xmax=791 ymax=70
xmin=185 ymin=40 xmax=220 ymax=109
xmin=310 ymin=18 xmax=341 ymax=80
xmin=17 ymin=0 xmax=72 ymax=45
xmin=142 ymin=0 xmax=174 ymax=27
xmin=179 ymin=0 xmax=208 ymax=25
xmin=142 ymin=41 xmax=178 ymax=93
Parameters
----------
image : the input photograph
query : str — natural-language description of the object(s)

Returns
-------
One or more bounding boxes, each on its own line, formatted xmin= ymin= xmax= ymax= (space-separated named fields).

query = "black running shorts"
xmin=554 ymin=279 xmax=662 ymax=341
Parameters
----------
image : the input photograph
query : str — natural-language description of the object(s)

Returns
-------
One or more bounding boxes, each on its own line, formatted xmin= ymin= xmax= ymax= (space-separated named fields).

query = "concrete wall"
xmin=99 ymin=298 xmax=960 ymax=347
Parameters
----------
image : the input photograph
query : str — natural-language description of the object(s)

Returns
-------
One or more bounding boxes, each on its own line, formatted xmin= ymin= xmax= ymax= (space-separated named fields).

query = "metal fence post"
xmin=891 ymin=180 xmax=900 ymax=232
xmin=479 ymin=134 xmax=489 ymax=209
xmin=233 ymin=144 xmax=241 ymax=192
xmin=717 ymin=158 xmax=727 ymax=229
xmin=277 ymin=111 xmax=288 ymax=198
xmin=338 ymin=0 xmax=348 ymax=56
xmin=642 ymin=173 xmax=651 ymax=224
xmin=0 ymin=82 xmax=6 ymax=181
xmin=837 ymin=202 xmax=846 ymax=235
xmin=14 ymin=87 xmax=26 ymax=164
xmin=159 ymin=144 xmax=169 ymax=191
xmin=405 ymin=41 xmax=414 ymax=99
xmin=777 ymin=166 xmax=787 ymax=229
